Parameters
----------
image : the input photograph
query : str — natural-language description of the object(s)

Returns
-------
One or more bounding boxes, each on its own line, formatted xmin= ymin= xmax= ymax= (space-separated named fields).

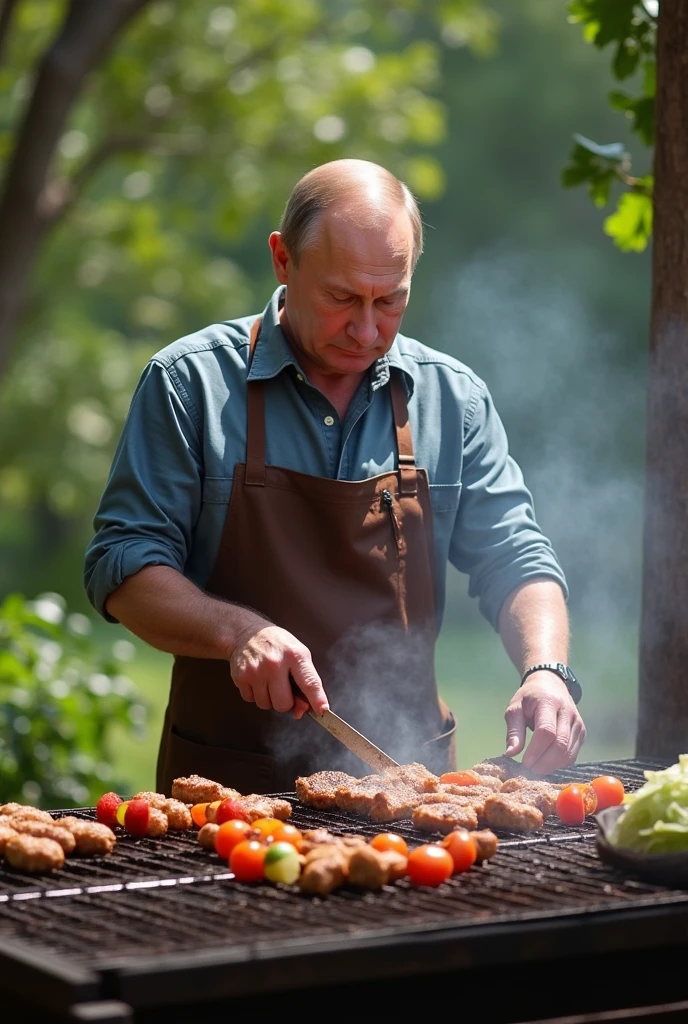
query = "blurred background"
xmin=0 ymin=0 xmax=651 ymax=805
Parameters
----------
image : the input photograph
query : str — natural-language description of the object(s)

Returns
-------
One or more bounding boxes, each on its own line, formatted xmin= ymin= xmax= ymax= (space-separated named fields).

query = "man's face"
xmin=269 ymin=207 xmax=414 ymax=377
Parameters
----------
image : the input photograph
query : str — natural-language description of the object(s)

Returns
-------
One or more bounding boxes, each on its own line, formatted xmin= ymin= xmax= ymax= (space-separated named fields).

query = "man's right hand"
xmin=229 ymin=624 xmax=329 ymax=719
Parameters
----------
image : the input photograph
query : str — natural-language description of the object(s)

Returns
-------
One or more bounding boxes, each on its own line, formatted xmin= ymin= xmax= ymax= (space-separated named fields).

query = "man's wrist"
xmin=520 ymin=662 xmax=582 ymax=704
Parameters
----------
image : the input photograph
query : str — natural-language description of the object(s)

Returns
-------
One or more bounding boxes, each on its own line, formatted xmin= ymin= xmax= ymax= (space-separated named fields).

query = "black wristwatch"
xmin=520 ymin=662 xmax=582 ymax=705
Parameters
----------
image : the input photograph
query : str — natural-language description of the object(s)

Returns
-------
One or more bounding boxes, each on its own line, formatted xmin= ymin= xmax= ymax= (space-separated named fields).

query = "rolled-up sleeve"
xmin=449 ymin=383 xmax=568 ymax=630
xmin=84 ymin=359 xmax=203 ymax=621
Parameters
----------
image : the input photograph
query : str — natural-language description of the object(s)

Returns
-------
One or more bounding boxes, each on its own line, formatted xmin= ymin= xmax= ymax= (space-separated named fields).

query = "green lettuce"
xmin=611 ymin=754 xmax=688 ymax=854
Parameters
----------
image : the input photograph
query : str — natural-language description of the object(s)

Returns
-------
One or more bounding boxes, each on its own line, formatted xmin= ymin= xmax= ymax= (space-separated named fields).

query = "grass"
xmin=109 ymin=614 xmax=639 ymax=796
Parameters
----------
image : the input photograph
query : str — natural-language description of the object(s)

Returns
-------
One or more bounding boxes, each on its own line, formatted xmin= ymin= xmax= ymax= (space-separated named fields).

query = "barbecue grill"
xmin=2 ymin=758 xmax=687 ymax=1023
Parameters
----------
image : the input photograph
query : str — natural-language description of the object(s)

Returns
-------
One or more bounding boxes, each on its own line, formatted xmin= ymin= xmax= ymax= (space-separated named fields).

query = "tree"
xmin=564 ymin=0 xmax=688 ymax=759
xmin=0 ymin=0 xmax=495 ymax=601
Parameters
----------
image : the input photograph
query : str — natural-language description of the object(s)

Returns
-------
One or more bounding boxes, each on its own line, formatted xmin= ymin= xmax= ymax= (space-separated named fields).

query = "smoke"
xmin=429 ymin=248 xmax=648 ymax=755
xmin=435 ymin=248 xmax=647 ymax=629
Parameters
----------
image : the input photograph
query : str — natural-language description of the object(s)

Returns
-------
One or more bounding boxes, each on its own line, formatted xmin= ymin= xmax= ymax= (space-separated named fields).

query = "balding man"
xmin=85 ymin=159 xmax=585 ymax=794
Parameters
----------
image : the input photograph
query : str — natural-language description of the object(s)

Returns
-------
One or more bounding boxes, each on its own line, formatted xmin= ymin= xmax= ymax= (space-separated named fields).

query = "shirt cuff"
xmin=85 ymin=539 xmax=183 ymax=622
xmin=477 ymin=562 xmax=569 ymax=632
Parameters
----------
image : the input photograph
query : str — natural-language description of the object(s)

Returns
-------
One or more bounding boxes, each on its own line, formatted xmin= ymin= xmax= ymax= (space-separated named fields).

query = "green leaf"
xmin=604 ymin=191 xmax=653 ymax=252
xmin=612 ymin=38 xmax=640 ymax=80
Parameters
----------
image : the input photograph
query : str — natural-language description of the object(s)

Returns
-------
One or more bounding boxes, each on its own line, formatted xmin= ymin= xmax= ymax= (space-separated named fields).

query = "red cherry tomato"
xmin=556 ymin=784 xmax=587 ymax=825
xmin=270 ymin=822 xmax=302 ymax=848
xmin=215 ymin=819 xmax=253 ymax=859
xmin=591 ymin=775 xmax=625 ymax=810
xmin=215 ymin=798 xmax=250 ymax=825
xmin=229 ymin=839 xmax=267 ymax=882
xmin=439 ymin=771 xmax=480 ymax=786
xmin=406 ymin=844 xmax=454 ymax=887
xmin=441 ymin=829 xmax=478 ymax=874
xmin=370 ymin=833 xmax=409 ymax=857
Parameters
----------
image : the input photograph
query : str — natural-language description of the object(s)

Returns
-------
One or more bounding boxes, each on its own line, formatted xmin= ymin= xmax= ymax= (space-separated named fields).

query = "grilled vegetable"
xmin=264 ymin=841 xmax=301 ymax=884
xmin=406 ymin=844 xmax=453 ymax=887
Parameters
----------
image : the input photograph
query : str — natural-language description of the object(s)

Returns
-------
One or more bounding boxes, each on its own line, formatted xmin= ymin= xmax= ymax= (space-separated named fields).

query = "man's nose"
xmin=348 ymin=306 xmax=378 ymax=347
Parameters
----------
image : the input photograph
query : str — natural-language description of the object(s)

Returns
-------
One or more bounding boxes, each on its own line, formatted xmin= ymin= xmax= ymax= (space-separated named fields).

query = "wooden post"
xmin=637 ymin=0 xmax=688 ymax=757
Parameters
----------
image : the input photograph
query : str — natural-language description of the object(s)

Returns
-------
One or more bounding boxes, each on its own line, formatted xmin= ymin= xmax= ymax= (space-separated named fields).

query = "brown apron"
xmin=156 ymin=318 xmax=456 ymax=794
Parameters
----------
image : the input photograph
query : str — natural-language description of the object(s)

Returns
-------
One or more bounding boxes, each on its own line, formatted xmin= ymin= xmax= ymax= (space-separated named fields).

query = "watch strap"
xmin=520 ymin=662 xmax=582 ymax=705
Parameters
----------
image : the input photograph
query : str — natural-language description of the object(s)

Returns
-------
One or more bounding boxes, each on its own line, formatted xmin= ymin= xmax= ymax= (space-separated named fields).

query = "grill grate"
xmin=0 ymin=757 xmax=667 ymax=902
xmin=0 ymin=839 xmax=684 ymax=968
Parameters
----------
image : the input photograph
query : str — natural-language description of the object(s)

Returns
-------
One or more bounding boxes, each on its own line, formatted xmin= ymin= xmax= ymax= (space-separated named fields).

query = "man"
xmin=85 ymin=158 xmax=585 ymax=795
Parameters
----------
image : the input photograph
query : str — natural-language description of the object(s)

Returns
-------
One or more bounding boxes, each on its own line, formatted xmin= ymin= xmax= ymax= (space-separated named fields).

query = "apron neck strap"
xmin=246 ymin=318 xmax=417 ymax=495
xmin=390 ymin=371 xmax=417 ymax=496
xmin=245 ymin=317 xmax=266 ymax=486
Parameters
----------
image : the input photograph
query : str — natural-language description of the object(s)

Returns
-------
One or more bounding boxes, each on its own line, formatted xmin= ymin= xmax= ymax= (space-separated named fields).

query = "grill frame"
xmin=1 ymin=757 xmax=687 ymax=1022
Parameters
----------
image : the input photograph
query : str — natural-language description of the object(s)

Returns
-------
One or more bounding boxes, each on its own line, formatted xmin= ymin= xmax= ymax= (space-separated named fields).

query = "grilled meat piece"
xmin=483 ymin=794 xmax=544 ymax=831
xmin=197 ymin=822 xmax=220 ymax=851
xmin=295 ymin=771 xmax=356 ymax=809
xmin=381 ymin=763 xmax=439 ymax=793
xmin=299 ymin=844 xmax=352 ymax=896
xmin=171 ymin=775 xmax=239 ymax=804
xmin=237 ymin=795 xmax=291 ymax=822
xmin=347 ymin=844 xmax=407 ymax=889
xmin=420 ymin=788 xmax=492 ymax=821
xmin=473 ymin=756 xmax=536 ymax=782
xmin=442 ymin=770 xmax=503 ymax=792
xmin=469 ymin=828 xmax=499 ymax=861
xmin=0 ymin=823 xmax=18 ymax=853
xmin=9 ymin=819 xmax=76 ymax=854
xmin=500 ymin=778 xmax=560 ymax=817
xmin=0 ymin=804 xmax=53 ymax=823
xmin=369 ymin=785 xmax=421 ymax=823
xmin=334 ymin=777 xmax=384 ymax=815
xmin=298 ymin=830 xmax=365 ymax=854
xmin=413 ymin=801 xmax=479 ymax=833
xmin=4 ymin=834 xmax=65 ymax=873
xmin=53 ymin=819 xmax=116 ymax=856
xmin=134 ymin=793 xmax=193 ymax=830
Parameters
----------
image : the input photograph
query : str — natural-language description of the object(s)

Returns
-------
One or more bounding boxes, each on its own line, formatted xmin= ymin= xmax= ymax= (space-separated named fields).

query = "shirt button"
xmin=323 ymin=415 xmax=335 ymax=427
xmin=296 ymin=373 xmax=304 ymax=381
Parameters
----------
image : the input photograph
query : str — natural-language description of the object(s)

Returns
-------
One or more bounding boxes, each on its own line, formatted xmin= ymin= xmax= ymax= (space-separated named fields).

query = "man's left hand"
xmin=503 ymin=672 xmax=586 ymax=775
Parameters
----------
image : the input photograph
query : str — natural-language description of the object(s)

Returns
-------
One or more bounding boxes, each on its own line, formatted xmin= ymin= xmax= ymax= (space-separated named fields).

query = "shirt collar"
xmin=248 ymin=285 xmax=415 ymax=398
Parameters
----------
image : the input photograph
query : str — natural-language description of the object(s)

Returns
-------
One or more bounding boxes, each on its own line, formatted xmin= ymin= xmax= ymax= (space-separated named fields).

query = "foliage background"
xmin=0 ymin=0 xmax=651 ymax=802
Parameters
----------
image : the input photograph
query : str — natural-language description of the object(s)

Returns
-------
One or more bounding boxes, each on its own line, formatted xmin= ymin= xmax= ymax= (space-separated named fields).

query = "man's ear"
xmin=269 ymin=231 xmax=290 ymax=284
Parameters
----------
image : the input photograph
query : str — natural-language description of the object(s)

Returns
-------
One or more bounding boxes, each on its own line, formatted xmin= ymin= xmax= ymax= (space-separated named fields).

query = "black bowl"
xmin=595 ymin=805 xmax=688 ymax=888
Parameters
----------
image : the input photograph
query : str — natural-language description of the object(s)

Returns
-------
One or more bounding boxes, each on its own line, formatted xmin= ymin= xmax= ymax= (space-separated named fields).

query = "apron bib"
xmin=157 ymin=318 xmax=456 ymax=793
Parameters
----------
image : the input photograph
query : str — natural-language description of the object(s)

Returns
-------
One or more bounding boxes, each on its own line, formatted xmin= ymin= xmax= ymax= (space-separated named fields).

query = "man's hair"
xmin=279 ymin=159 xmax=424 ymax=268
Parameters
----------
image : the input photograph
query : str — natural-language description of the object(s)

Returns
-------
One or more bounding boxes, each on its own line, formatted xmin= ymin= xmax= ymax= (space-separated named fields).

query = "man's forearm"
xmin=497 ymin=578 xmax=569 ymax=675
xmin=105 ymin=565 xmax=270 ymax=660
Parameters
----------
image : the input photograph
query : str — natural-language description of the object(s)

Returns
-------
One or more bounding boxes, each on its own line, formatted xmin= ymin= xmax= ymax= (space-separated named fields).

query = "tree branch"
xmin=0 ymin=0 xmax=20 ymax=66
xmin=0 ymin=0 xmax=152 ymax=376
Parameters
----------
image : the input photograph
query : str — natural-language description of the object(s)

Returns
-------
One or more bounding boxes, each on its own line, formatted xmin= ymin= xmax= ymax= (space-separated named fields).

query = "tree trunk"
xmin=0 ymin=0 xmax=150 ymax=378
xmin=637 ymin=0 xmax=688 ymax=758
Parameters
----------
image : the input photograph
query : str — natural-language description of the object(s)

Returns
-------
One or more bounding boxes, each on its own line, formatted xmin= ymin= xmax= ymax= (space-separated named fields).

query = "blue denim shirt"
xmin=84 ymin=286 xmax=567 ymax=631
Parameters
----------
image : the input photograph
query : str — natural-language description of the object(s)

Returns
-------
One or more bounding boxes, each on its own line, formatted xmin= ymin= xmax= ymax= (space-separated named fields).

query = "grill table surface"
xmin=1 ymin=757 xmax=686 ymax=1022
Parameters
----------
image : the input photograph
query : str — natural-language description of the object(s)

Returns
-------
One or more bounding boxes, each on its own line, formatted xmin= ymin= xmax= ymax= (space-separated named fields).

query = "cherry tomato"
xmin=370 ymin=833 xmax=409 ymax=857
xmin=440 ymin=771 xmax=480 ymax=786
xmin=270 ymin=822 xmax=302 ymax=848
xmin=191 ymin=803 xmax=209 ymax=828
xmin=591 ymin=775 xmax=625 ymax=810
xmin=441 ymin=828 xmax=478 ymax=874
xmin=250 ymin=817 xmax=283 ymax=841
xmin=215 ymin=798 xmax=250 ymax=825
xmin=556 ymin=784 xmax=588 ymax=825
xmin=215 ymin=819 xmax=252 ymax=860
xmin=406 ymin=844 xmax=454 ymax=887
xmin=230 ymin=839 xmax=267 ymax=883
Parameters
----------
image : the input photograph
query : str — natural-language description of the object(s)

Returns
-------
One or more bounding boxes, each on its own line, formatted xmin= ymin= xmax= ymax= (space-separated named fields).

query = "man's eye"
xmin=330 ymin=294 xmax=350 ymax=304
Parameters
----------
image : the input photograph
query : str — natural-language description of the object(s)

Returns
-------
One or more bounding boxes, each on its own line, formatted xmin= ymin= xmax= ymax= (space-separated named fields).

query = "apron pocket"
xmin=167 ymin=727 xmax=275 ymax=795
xmin=421 ymin=703 xmax=457 ymax=775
